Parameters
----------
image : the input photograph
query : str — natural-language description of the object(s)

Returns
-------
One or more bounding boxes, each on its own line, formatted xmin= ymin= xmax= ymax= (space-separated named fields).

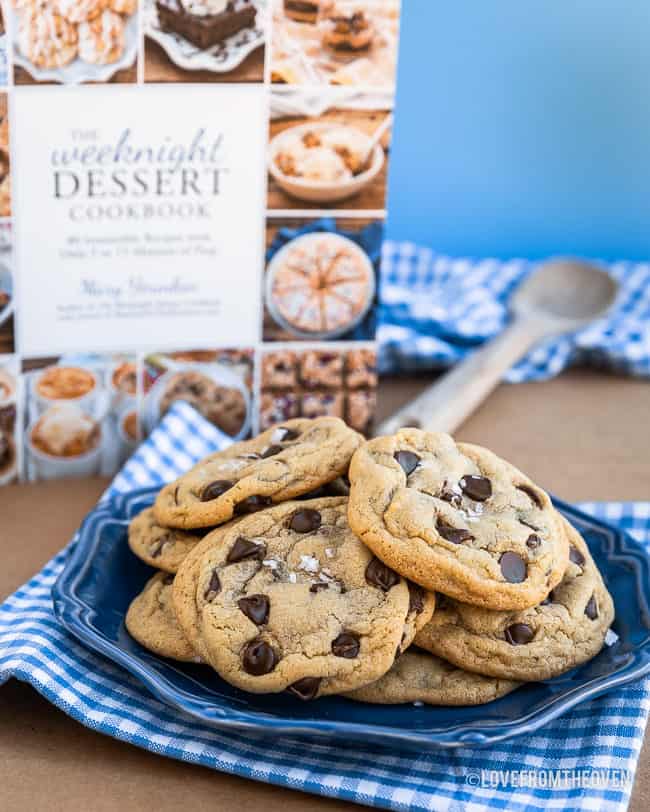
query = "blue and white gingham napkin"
xmin=2 ymin=401 xmax=650 ymax=812
xmin=379 ymin=241 xmax=650 ymax=380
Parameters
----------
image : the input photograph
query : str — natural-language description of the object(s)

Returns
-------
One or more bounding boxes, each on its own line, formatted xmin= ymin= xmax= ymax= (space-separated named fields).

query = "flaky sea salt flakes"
xmin=325 ymin=548 xmax=335 ymax=558
xmin=605 ymin=628 xmax=619 ymax=647
xmin=271 ymin=427 xmax=289 ymax=444
xmin=262 ymin=559 xmax=279 ymax=570
xmin=288 ymin=572 xmax=297 ymax=583
xmin=299 ymin=554 xmax=320 ymax=573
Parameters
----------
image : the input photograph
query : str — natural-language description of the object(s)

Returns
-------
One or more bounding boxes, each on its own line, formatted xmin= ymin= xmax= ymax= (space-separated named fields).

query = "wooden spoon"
xmin=376 ymin=258 xmax=619 ymax=436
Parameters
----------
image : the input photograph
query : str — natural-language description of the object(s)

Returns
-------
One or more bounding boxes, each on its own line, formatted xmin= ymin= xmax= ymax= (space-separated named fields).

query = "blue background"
xmin=386 ymin=1 xmax=650 ymax=260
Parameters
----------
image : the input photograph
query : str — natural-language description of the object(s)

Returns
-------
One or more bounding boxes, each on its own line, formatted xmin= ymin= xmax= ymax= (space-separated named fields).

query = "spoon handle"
xmin=376 ymin=318 xmax=544 ymax=436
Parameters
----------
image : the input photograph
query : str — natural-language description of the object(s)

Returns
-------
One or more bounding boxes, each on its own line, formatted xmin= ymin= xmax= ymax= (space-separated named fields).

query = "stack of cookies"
xmin=125 ymin=419 xmax=615 ymax=706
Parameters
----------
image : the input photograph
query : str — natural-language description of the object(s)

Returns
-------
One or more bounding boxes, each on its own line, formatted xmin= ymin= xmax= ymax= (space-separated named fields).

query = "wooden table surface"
xmin=144 ymin=39 xmax=264 ymax=83
xmin=1 ymin=369 xmax=650 ymax=811
xmin=267 ymin=109 xmax=391 ymax=212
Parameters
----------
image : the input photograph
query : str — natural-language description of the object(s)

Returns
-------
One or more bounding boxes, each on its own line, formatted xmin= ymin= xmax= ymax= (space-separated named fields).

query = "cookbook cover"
xmin=0 ymin=0 xmax=401 ymax=483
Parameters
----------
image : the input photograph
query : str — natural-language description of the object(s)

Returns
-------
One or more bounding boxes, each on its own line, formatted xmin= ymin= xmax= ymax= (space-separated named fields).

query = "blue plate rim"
xmin=52 ymin=486 xmax=650 ymax=749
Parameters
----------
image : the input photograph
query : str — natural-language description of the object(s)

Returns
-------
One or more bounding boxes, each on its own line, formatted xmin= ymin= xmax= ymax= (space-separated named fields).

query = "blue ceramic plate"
xmin=52 ymin=487 xmax=650 ymax=750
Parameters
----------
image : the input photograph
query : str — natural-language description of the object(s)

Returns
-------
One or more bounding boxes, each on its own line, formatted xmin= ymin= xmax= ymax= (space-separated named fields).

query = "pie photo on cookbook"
xmin=263 ymin=219 xmax=382 ymax=344
xmin=6 ymin=0 xmax=139 ymax=84
xmin=144 ymin=0 xmax=266 ymax=82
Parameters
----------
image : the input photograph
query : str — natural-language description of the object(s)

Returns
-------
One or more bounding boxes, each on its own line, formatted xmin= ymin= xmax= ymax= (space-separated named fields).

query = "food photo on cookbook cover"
xmin=141 ymin=348 xmax=255 ymax=439
xmin=267 ymin=88 xmax=392 ymax=210
xmin=263 ymin=216 xmax=381 ymax=343
xmin=271 ymin=0 xmax=399 ymax=87
xmin=5 ymin=0 xmax=140 ymax=84
xmin=2 ymin=5 xmax=650 ymax=812
xmin=144 ymin=0 xmax=267 ymax=83
xmin=21 ymin=354 xmax=140 ymax=480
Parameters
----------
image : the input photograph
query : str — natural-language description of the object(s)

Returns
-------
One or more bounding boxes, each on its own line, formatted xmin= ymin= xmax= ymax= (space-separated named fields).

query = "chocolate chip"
xmin=173 ymin=485 xmax=180 ymax=505
xmin=519 ymin=518 xmax=539 ymax=532
xmin=526 ymin=534 xmax=541 ymax=549
xmin=439 ymin=484 xmax=462 ymax=508
xmin=435 ymin=592 xmax=450 ymax=610
xmin=400 ymin=418 xmax=421 ymax=429
xmin=569 ymin=546 xmax=585 ymax=567
xmin=226 ymin=537 xmax=266 ymax=564
xmin=504 ymin=623 xmax=535 ymax=645
xmin=499 ymin=552 xmax=527 ymax=583
xmin=235 ymin=495 xmax=272 ymax=515
xmin=517 ymin=484 xmax=543 ymax=508
xmin=203 ymin=569 xmax=221 ymax=600
xmin=261 ymin=445 xmax=283 ymax=459
xmin=288 ymin=508 xmax=321 ymax=533
xmin=238 ymin=594 xmax=270 ymax=626
xmin=242 ymin=638 xmax=278 ymax=676
xmin=331 ymin=632 xmax=360 ymax=659
xmin=287 ymin=677 xmax=321 ymax=700
xmin=436 ymin=519 xmax=474 ymax=544
xmin=365 ymin=557 xmax=400 ymax=591
xmin=163 ymin=573 xmax=174 ymax=585
xmin=309 ymin=582 xmax=329 ymax=593
xmin=201 ymin=480 xmax=233 ymax=502
xmin=585 ymin=594 xmax=599 ymax=619
xmin=394 ymin=450 xmax=420 ymax=476
xmin=150 ymin=538 xmax=166 ymax=558
xmin=408 ymin=582 xmax=425 ymax=614
xmin=278 ymin=427 xmax=300 ymax=441
xmin=459 ymin=475 xmax=492 ymax=502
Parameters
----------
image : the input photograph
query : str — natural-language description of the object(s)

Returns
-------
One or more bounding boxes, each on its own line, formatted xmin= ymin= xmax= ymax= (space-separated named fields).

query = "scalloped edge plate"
xmin=53 ymin=486 xmax=650 ymax=750
xmin=144 ymin=0 xmax=266 ymax=75
xmin=6 ymin=2 xmax=138 ymax=85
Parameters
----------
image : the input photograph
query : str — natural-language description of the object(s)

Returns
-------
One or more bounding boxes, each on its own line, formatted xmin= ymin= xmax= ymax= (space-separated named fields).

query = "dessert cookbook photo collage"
xmin=0 ymin=0 xmax=401 ymax=485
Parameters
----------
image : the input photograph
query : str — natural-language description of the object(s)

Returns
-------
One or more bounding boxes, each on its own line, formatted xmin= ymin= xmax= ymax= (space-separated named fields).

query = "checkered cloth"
xmin=2 ymin=402 xmax=650 ymax=812
xmin=379 ymin=241 xmax=650 ymax=379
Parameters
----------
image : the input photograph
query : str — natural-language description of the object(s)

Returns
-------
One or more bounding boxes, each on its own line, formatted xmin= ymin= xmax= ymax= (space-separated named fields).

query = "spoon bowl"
xmin=512 ymin=258 xmax=619 ymax=329
xmin=377 ymin=257 xmax=620 ymax=436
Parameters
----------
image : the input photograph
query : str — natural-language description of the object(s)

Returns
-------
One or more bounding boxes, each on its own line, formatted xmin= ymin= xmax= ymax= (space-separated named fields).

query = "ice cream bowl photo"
xmin=116 ymin=402 xmax=139 ymax=458
xmin=268 ymin=121 xmax=385 ymax=204
xmin=32 ymin=364 xmax=98 ymax=416
xmin=109 ymin=360 xmax=138 ymax=412
xmin=265 ymin=230 xmax=376 ymax=340
xmin=25 ymin=403 xmax=103 ymax=480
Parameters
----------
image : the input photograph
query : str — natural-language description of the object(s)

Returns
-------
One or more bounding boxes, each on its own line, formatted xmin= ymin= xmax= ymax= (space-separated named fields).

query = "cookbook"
xmin=0 ymin=0 xmax=402 ymax=483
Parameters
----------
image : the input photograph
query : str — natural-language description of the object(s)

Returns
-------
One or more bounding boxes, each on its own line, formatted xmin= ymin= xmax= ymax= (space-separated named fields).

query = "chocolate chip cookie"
xmin=191 ymin=497 xmax=434 ymax=698
xmin=415 ymin=517 xmax=614 ymax=681
xmin=172 ymin=524 xmax=237 ymax=662
xmin=128 ymin=507 xmax=209 ymax=573
xmin=348 ymin=430 xmax=569 ymax=610
xmin=344 ymin=649 xmax=521 ymax=705
xmin=125 ymin=572 xmax=200 ymax=663
xmin=154 ymin=418 xmax=363 ymax=530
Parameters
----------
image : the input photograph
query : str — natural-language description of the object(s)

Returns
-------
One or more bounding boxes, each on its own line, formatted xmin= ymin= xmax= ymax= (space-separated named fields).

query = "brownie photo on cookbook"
xmin=156 ymin=0 xmax=256 ymax=50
